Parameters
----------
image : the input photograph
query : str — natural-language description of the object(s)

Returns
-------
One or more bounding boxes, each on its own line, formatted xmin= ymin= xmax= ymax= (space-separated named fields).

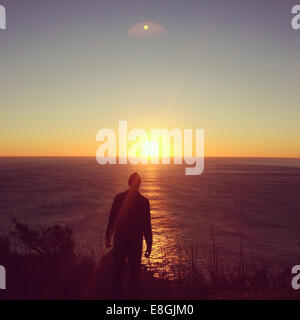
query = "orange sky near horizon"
xmin=1 ymin=124 xmax=300 ymax=158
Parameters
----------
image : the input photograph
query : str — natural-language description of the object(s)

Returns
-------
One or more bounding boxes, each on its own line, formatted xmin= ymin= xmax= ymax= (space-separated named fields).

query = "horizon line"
xmin=1 ymin=156 xmax=300 ymax=159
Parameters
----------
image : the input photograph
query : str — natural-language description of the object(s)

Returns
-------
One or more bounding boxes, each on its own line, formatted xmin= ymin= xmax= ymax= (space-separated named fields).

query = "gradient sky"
xmin=0 ymin=0 xmax=299 ymax=157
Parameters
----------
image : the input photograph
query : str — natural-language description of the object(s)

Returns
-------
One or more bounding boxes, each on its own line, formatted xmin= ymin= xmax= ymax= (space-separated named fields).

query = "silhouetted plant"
xmin=10 ymin=219 xmax=74 ymax=257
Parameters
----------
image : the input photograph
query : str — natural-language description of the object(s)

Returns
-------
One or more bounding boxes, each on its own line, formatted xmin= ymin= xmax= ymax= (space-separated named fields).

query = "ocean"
xmin=0 ymin=157 xmax=300 ymax=277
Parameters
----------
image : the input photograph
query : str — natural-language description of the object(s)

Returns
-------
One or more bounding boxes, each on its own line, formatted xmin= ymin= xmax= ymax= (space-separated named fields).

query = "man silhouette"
xmin=105 ymin=172 xmax=152 ymax=299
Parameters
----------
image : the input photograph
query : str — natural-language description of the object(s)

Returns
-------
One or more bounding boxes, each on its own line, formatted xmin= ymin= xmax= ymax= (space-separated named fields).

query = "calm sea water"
xmin=1 ymin=157 xmax=300 ymax=276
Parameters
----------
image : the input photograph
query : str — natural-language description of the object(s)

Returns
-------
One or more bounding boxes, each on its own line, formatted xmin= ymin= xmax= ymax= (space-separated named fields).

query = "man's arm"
xmin=105 ymin=195 xmax=120 ymax=247
xmin=144 ymin=199 xmax=152 ymax=256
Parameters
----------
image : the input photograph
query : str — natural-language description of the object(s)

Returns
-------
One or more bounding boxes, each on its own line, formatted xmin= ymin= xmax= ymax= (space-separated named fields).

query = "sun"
xmin=144 ymin=24 xmax=149 ymax=30
xmin=141 ymin=141 xmax=159 ymax=158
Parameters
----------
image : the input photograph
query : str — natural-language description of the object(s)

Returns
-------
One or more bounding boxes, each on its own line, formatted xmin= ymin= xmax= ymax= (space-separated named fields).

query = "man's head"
xmin=128 ymin=172 xmax=141 ymax=190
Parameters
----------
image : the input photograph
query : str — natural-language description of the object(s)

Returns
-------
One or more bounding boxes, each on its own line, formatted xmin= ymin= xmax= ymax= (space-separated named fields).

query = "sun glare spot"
xmin=141 ymin=141 xmax=159 ymax=158
xmin=144 ymin=25 xmax=149 ymax=30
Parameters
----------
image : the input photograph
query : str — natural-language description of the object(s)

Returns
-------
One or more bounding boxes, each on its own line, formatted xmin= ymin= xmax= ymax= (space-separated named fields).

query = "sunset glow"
xmin=141 ymin=141 xmax=159 ymax=158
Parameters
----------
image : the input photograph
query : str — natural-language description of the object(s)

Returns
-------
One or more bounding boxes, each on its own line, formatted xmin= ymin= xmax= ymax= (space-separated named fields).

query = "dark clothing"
xmin=113 ymin=247 xmax=141 ymax=299
xmin=106 ymin=190 xmax=152 ymax=299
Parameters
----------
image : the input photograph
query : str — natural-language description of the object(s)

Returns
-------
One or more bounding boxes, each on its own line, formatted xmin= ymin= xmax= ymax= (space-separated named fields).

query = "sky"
xmin=0 ymin=0 xmax=299 ymax=157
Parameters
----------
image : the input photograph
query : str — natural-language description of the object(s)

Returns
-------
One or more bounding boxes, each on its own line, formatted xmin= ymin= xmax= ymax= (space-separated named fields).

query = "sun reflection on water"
xmin=139 ymin=165 xmax=180 ymax=278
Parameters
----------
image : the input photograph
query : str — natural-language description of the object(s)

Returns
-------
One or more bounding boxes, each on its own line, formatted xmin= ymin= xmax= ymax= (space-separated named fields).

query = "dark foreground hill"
xmin=0 ymin=221 xmax=297 ymax=300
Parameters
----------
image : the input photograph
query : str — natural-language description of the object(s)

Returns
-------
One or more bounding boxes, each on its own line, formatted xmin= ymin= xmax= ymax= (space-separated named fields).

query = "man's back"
xmin=106 ymin=190 xmax=152 ymax=254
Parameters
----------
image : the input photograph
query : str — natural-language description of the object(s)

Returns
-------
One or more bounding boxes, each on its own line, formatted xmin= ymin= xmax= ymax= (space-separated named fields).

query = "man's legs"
xmin=113 ymin=249 xmax=125 ymax=299
xmin=128 ymin=251 xmax=142 ymax=299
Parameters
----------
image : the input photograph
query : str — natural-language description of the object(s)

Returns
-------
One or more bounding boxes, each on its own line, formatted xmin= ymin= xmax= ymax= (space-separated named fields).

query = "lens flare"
xmin=128 ymin=21 xmax=166 ymax=36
